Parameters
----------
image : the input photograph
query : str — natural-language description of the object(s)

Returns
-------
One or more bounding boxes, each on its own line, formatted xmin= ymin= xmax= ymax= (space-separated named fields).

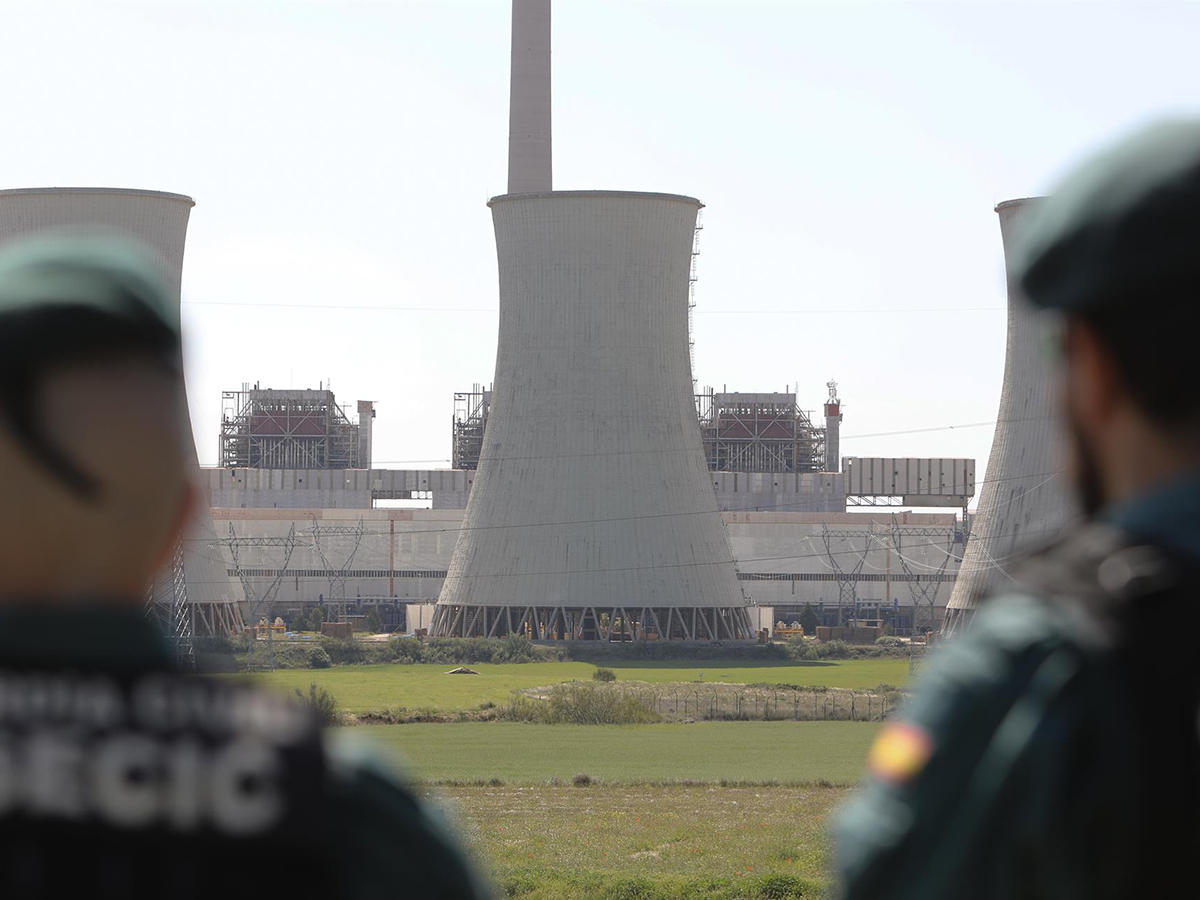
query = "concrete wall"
xmin=944 ymin=199 xmax=1077 ymax=631
xmin=202 ymin=465 xmax=841 ymax=514
xmin=214 ymin=508 xmax=960 ymax=627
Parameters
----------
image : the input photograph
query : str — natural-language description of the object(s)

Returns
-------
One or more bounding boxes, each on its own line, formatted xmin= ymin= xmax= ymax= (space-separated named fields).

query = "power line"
xmin=178 ymin=519 xmax=1072 ymax=585
xmin=194 ymin=412 xmax=1057 ymax=468
xmin=193 ymin=467 xmax=1061 ymax=546
xmin=182 ymin=300 xmax=1003 ymax=315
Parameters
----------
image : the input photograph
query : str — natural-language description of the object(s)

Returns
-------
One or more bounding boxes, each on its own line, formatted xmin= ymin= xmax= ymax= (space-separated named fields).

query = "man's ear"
xmin=149 ymin=480 xmax=197 ymax=575
xmin=1063 ymin=316 xmax=1120 ymax=433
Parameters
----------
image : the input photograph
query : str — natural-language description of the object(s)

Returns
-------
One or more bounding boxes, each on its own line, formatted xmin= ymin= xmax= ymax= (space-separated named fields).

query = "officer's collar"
xmin=1102 ymin=469 xmax=1200 ymax=568
xmin=0 ymin=603 xmax=175 ymax=671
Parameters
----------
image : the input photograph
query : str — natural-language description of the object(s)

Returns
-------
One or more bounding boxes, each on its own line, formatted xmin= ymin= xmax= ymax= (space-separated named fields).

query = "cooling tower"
xmin=433 ymin=191 xmax=752 ymax=641
xmin=943 ymin=198 xmax=1077 ymax=633
xmin=0 ymin=188 xmax=243 ymax=635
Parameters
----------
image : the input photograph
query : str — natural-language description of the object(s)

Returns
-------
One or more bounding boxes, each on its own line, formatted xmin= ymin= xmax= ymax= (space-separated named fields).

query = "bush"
xmin=308 ymin=646 xmax=333 ymax=669
xmin=572 ymin=773 xmax=592 ymax=786
xmin=875 ymin=635 xmax=905 ymax=648
xmin=501 ymin=683 xmax=661 ymax=725
xmin=592 ymin=667 xmax=617 ymax=682
xmin=819 ymin=639 xmax=851 ymax=659
xmin=798 ymin=604 xmax=819 ymax=636
xmin=320 ymin=636 xmax=365 ymax=665
xmin=365 ymin=607 xmax=383 ymax=633
xmin=294 ymin=683 xmax=342 ymax=727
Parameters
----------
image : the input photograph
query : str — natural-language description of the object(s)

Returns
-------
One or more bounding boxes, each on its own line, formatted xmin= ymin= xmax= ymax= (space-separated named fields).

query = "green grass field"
xmin=352 ymin=721 xmax=879 ymax=785
xmin=242 ymin=658 xmax=910 ymax=713
xmin=437 ymin=782 xmax=849 ymax=899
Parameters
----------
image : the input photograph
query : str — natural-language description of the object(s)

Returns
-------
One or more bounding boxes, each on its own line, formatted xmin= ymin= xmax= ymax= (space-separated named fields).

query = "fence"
xmin=614 ymin=685 xmax=902 ymax=722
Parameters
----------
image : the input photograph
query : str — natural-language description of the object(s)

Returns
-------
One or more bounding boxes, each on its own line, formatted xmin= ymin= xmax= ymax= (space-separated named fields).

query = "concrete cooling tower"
xmin=943 ymin=198 xmax=1078 ymax=633
xmin=0 ymin=187 xmax=243 ymax=636
xmin=433 ymin=191 xmax=752 ymax=641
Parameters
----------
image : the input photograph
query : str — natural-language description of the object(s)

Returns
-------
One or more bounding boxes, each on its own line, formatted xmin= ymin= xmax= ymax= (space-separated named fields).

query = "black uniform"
xmin=0 ymin=235 xmax=490 ymax=899
xmin=838 ymin=119 xmax=1200 ymax=898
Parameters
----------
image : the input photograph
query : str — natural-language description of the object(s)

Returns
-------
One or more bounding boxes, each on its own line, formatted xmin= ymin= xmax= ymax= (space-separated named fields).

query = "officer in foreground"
xmin=0 ymin=235 xmax=489 ymax=899
xmin=838 ymin=119 xmax=1200 ymax=899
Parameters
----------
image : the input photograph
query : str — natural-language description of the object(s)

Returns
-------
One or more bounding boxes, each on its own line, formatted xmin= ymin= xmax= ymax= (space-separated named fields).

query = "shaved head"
xmin=0 ymin=355 xmax=194 ymax=603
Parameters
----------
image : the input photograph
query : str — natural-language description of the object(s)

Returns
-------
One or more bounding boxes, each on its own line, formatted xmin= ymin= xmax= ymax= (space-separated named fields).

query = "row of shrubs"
xmin=500 ymin=683 xmax=661 ymax=725
xmin=194 ymin=633 xmax=566 ymax=672
xmin=193 ymin=632 xmax=913 ymax=673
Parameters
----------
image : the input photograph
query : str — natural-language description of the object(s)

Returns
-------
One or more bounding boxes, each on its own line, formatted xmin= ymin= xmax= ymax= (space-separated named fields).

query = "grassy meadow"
xmin=236 ymin=653 xmax=893 ymax=897
xmin=353 ymin=721 xmax=879 ymax=785
xmin=242 ymin=657 xmax=910 ymax=713
xmin=439 ymin=782 xmax=848 ymax=900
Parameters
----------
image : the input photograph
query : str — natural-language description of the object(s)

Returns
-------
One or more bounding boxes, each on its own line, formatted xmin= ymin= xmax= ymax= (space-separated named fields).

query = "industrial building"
xmin=197 ymin=0 xmax=977 ymax=642
xmin=219 ymin=385 xmax=374 ymax=470
xmin=0 ymin=187 xmax=243 ymax=642
xmin=943 ymin=199 xmax=1076 ymax=633
xmin=453 ymin=384 xmax=837 ymax=477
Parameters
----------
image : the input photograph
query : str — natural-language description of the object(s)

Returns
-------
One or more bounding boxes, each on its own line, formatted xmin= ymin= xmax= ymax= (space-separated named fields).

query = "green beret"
xmin=1018 ymin=118 xmax=1200 ymax=311
xmin=0 ymin=233 xmax=179 ymax=340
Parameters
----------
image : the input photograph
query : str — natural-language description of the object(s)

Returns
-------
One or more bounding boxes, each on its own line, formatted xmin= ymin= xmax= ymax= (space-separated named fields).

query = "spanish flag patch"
xmin=867 ymin=721 xmax=934 ymax=784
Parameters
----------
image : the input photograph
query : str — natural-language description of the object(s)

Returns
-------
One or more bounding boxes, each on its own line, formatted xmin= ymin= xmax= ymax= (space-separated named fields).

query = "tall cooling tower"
xmin=0 ymin=188 xmax=243 ymax=635
xmin=943 ymin=198 xmax=1077 ymax=633
xmin=434 ymin=191 xmax=752 ymax=641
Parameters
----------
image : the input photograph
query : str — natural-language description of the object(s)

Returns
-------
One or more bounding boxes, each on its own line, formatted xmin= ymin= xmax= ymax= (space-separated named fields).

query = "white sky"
xmin=4 ymin=0 xmax=1199 ymax=494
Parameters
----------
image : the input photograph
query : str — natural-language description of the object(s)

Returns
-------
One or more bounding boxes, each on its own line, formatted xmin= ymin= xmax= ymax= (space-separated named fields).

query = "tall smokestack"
xmin=508 ymin=0 xmax=552 ymax=193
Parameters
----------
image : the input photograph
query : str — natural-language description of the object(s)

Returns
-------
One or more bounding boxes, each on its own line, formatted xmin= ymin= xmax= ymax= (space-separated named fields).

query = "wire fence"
xmin=603 ymin=684 xmax=904 ymax=722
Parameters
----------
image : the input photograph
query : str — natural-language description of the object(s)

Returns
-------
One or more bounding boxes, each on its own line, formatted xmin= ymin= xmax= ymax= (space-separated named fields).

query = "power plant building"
xmin=0 ymin=187 xmax=243 ymax=636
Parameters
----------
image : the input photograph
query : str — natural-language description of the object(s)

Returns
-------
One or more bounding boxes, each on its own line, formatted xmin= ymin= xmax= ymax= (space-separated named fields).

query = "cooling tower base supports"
xmin=430 ymin=604 xmax=755 ymax=642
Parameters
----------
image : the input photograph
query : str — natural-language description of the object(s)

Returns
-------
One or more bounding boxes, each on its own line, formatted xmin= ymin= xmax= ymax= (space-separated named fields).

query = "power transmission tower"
xmin=306 ymin=518 xmax=365 ymax=624
xmin=216 ymin=523 xmax=297 ymax=671
xmin=144 ymin=539 xmax=195 ymax=670
xmin=888 ymin=516 xmax=960 ymax=637
xmin=820 ymin=525 xmax=874 ymax=626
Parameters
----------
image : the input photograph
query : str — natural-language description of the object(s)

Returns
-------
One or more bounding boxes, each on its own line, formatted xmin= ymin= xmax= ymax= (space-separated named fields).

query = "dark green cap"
xmin=0 ymin=233 xmax=182 ymax=500
xmin=1018 ymin=118 xmax=1200 ymax=311
xmin=0 ymin=233 xmax=179 ymax=336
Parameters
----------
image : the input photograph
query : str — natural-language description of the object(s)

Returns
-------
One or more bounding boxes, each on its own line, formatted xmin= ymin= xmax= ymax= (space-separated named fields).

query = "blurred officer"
xmin=0 ymin=235 xmax=489 ymax=899
xmin=838 ymin=119 xmax=1200 ymax=899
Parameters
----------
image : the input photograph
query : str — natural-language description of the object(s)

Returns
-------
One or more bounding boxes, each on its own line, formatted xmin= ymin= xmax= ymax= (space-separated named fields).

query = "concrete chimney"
xmin=508 ymin=0 xmax=552 ymax=193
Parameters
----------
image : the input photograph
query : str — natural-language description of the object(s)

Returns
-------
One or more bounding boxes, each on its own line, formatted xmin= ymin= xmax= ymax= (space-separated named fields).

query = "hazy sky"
xmin=4 ymin=1 xmax=1198 ymax=496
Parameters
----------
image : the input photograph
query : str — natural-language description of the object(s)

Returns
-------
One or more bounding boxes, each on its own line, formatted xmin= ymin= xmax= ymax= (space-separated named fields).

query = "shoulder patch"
xmin=867 ymin=721 xmax=934 ymax=784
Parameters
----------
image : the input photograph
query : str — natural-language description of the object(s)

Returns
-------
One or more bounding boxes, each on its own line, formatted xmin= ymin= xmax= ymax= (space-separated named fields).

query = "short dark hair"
xmin=1075 ymin=301 xmax=1200 ymax=430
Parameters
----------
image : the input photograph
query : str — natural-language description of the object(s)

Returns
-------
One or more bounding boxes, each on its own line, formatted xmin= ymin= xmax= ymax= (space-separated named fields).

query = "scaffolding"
xmin=451 ymin=384 xmax=828 ymax=474
xmin=697 ymin=389 xmax=825 ymax=473
xmin=220 ymin=384 xmax=367 ymax=469
xmin=452 ymin=385 xmax=491 ymax=470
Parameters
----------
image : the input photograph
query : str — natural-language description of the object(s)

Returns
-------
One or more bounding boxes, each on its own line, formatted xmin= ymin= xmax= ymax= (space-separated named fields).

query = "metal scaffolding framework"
xmin=431 ymin=604 xmax=755 ymax=642
xmin=699 ymin=390 xmax=826 ymax=473
xmin=220 ymin=384 xmax=367 ymax=470
xmin=450 ymin=385 xmax=828 ymax=474
xmin=451 ymin=385 xmax=491 ymax=470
